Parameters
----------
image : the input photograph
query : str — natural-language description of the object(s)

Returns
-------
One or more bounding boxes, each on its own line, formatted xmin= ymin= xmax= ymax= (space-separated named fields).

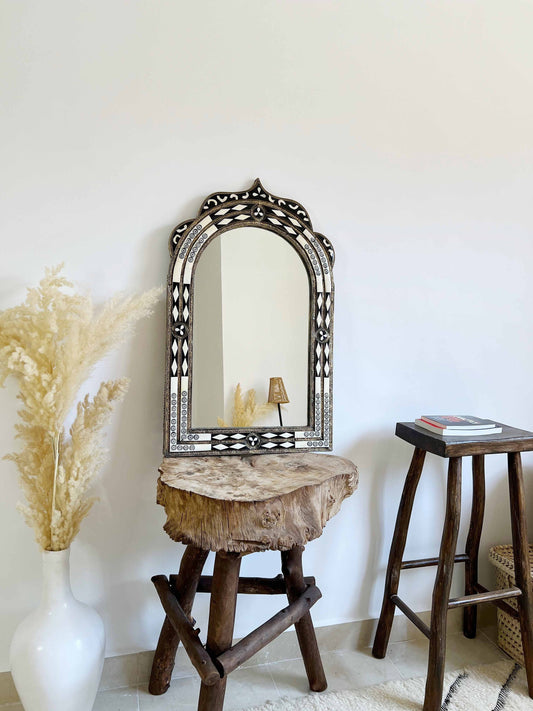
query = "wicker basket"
xmin=489 ymin=543 xmax=533 ymax=665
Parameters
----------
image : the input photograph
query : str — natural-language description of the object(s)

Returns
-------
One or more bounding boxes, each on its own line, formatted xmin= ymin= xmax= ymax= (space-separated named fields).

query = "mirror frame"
xmin=164 ymin=179 xmax=335 ymax=457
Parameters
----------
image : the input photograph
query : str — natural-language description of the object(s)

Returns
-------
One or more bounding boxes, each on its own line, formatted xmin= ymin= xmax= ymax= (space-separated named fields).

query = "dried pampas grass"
xmin=217 ymin=383 xmax=273 ymax=428
xmin=0 ymin=265 xmax=161 ymax=550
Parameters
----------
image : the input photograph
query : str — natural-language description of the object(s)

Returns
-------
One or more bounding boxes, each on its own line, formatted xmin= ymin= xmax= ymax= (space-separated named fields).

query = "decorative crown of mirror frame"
xmin=164 ymin=179 xmax=335 ymax=457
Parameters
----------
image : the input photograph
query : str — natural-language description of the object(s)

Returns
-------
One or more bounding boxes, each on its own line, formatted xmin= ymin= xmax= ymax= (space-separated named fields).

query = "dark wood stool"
xmin=149 ymin=453 xmax=357 ymax=711
xmin=372 ymin=421 xmax=533 ymax=711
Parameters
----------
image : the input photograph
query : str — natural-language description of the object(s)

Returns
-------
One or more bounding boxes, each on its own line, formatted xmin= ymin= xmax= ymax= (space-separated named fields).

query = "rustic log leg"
xmin=149 ymin=546 xmax=209 ymax=695
xmin=281 ymin=546 xmax=327 ymax=692
xmin=372 ymin=447 xmax=426 ymax=659
xmin=508 ymin=453 xmax=533 ymax=697
xmin=423 ymin=457 xmax=462 ymax=711
xmin=198 ymin=552 xmax=242 ymax=711
xmin=463 ymin=455 xmax=485 ymax=638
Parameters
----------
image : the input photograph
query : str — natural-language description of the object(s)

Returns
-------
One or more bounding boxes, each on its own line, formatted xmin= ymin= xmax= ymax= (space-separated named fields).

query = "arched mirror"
xmin=164 ymin=179 xmax=334 ymax=456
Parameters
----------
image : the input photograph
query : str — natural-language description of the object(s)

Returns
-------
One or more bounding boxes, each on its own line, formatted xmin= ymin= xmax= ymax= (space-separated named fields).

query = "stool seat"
xmin=396 ymin=421 xmax=533 ymax=457
xmin=157 ymin=453 xmax=357 ymax=553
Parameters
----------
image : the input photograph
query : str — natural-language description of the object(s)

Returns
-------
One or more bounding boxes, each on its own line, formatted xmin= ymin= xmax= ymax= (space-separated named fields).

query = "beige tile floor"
xmin=0 ymin=626 xmax=509 ymax=711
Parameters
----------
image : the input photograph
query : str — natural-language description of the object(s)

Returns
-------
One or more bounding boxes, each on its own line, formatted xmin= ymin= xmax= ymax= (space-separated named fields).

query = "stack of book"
xmin=415 ymin=415 xmax=502 ymax=437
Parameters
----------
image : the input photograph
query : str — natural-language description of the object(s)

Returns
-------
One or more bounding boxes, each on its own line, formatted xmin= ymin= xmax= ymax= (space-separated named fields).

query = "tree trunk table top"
xmin=157 ymin=453 xmax=358 ymax=553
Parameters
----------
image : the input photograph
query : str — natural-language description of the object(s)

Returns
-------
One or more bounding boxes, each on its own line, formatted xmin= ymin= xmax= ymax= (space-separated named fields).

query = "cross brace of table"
xmin=151 ymin=570 xmax=321 ymax=686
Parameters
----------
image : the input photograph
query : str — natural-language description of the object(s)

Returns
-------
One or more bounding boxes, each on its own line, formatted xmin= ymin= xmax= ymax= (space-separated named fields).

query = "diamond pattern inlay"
xmin=167 ymin=181 xmax=333 ymax=456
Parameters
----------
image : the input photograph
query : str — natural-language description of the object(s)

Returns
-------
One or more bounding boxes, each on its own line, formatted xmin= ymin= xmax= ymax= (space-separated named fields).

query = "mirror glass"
xmin=191 ymin=226 xmax=309 ymax=429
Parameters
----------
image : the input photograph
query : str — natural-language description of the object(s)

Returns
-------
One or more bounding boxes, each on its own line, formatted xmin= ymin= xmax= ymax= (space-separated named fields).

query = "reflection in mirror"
xmin=192 ymin=227 xmax=309 ymax=429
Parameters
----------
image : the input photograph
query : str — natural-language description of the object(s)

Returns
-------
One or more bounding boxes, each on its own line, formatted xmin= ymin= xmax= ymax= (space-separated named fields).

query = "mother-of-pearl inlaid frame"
xmin=164 ymin=179 xmax=334 ymax=457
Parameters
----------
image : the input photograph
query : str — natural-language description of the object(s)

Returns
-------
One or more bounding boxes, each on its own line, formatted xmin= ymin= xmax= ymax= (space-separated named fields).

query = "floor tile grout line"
xmin=265 ymin=663 xmax=284 ymax=701
xmin=478 ymin=628 xmax=503 ymax=652
xmin=387 ymin=654 xmax=413 ymax=681
xmin=252 ymin=654 xmax=304 ymax=670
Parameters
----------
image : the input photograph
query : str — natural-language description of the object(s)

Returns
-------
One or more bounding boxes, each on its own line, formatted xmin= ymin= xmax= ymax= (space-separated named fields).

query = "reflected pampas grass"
xmin=0 ymin=265 xmax=161 ymax=550
xmin=217 ymin=383 xmax=273 ymax=428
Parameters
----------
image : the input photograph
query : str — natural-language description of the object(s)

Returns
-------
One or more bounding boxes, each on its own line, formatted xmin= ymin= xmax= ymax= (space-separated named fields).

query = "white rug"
xmin=248 ymin=661 xmax=533 ymax=710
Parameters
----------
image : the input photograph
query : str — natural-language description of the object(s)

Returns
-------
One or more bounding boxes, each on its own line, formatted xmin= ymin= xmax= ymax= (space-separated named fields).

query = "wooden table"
xmin=149 ymin=453 xmax=357 ymax=711
xmin=372 ymin=421 xmax=533 ymax=711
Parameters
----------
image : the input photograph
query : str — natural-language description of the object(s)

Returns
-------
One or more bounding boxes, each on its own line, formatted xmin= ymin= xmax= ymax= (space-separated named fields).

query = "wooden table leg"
xmin=198 ymin=552 xmax=242 ymax=711
xmin=508 ymin=452 xmax=533 ymax=698
xmin=149 ymin=546 xmax=209 ymax=695
xmin=281 ymin=546 xmax=327 ymax=692
xmin=372 ymin=447 xmax=426 ymax=659
xmin=423 ymin=457 xmax=462 ymax=711
xmin=464 ymin=454 xmax=485 ymax=638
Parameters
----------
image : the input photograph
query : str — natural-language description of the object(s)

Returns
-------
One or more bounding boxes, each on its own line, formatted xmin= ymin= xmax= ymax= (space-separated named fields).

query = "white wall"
xmin=1 ymin=0 xmax=533 ymax=671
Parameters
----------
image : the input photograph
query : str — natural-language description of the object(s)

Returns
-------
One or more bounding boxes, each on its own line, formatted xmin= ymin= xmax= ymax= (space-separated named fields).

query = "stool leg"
xmin=149 ymin=546 xmax=209 ymax=695
xmin=372 ymin=447 xmax=426 ymax=659
xmin=198 ymin=552 xmax=242 ymax=711
xmin=464 ymin=454 xmax=485 ymax=638
xmin=281 ymin=546 xmax=327 ymax=692
xmin=508 ymin=452 xmax=533 ymax=698
xmin=423 ymin=457 xmax=462 ymax=711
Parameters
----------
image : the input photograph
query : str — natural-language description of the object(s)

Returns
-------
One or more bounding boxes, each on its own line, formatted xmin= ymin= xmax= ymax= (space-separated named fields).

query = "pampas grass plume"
xmin=0 ymin=264 xmax=162 ymax=550
xmin=217 ymin=383 xmax=273 ymax=428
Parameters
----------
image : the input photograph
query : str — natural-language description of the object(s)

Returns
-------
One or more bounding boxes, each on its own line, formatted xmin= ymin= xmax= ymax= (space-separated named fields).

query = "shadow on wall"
xmin=73 ymin=222 xmax=185 ymax=653
xmin=336 ymin=429 xmax=452 ymax=622
xmin=345 ymin=430 xmax=403 ymax=621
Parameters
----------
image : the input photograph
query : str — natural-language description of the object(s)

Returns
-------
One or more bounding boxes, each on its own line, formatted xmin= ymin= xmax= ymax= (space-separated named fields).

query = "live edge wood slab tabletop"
xmin=157 ymin=453 xmax=358 ymax=554
xmin=396 ymin=421 xmax=533 ymax=458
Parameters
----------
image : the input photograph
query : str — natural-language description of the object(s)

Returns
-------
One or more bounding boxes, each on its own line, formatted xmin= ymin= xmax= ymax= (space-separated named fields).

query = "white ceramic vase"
xmin=10 ymin=548 xmax=105 ymax=711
